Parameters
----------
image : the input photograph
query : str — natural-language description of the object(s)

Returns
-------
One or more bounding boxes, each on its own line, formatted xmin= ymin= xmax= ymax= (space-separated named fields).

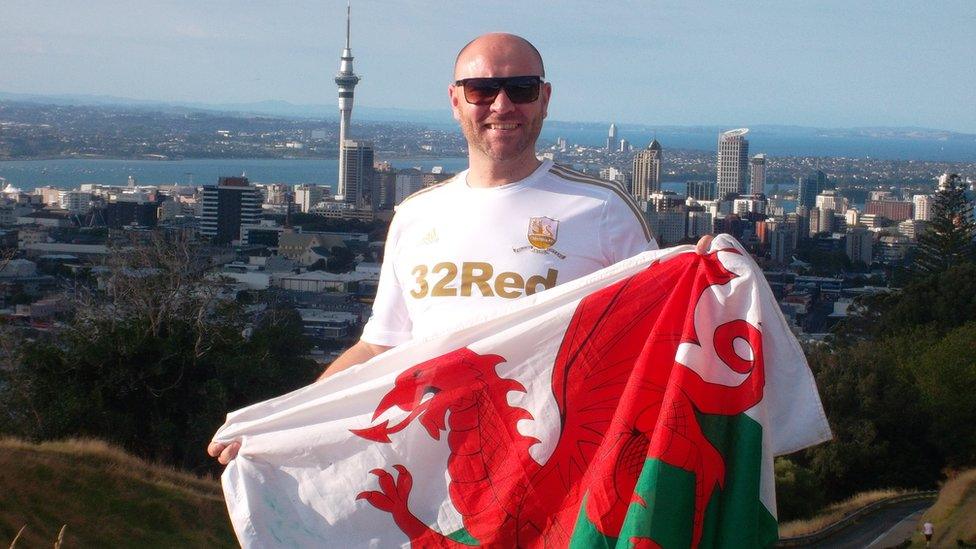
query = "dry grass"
xmin=0 ymin=437 xmax=221 ymax=500
xmin=909 ymin=468 xmax=976 ymax=547
xmin=0 ymin=437 xmax=234 ymax=547
xmin=778 ymin=488 xmax=908 ymax=538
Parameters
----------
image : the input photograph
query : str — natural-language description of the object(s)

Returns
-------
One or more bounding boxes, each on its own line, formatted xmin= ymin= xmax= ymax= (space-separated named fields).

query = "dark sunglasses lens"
xmin=463 ymin=80 xmax=501 ymax=105
xmin=503 ymin=78 xmax=540 ymax=103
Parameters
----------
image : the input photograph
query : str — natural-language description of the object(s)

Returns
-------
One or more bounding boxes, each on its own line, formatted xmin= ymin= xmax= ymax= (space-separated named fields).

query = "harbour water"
xmin=0 ymin=157 xmax=472 ymax=190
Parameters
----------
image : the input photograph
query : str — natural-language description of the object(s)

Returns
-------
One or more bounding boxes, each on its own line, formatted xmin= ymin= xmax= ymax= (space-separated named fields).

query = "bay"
xmin=0 ymin=157 xmax=471 ymax=190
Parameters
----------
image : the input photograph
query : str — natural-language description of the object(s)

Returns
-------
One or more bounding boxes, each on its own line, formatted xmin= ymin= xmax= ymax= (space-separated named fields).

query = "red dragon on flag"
xmin=351 ymin=248 xmax=765 ymax=548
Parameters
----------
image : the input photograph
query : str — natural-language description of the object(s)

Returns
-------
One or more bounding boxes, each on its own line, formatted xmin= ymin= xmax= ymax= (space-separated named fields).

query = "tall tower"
xmin=749 ymin=153 xmax=766 ymax=195
xmin=606 ymin=123 xmax=618 ymax=152
xmin=716 ymin=128 xmax=749 ymax=199
xmin=631 ymin=139 xmax=662 ymax=201
xmin=335 ymin=3 xmax=361 ymax=201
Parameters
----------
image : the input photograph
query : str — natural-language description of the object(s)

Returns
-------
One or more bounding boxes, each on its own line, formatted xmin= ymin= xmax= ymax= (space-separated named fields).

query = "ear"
xmin=540 ymin=82 xmax=552 ymax=119
xmin=448 ymin=83 xmax=462 ymax=121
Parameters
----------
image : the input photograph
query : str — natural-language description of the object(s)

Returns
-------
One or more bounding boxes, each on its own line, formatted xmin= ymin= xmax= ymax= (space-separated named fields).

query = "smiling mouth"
xmin=485 ymin=123 xmax=520 ymax=130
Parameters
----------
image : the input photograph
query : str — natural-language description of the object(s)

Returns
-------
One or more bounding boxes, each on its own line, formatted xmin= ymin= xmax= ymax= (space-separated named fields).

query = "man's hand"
xmin=208 ymin=440 xmax=240 ymax=465
xmin=206 ymin=340 xmax=392 ymax=465
xmin=695 ymin=234 xmax=714 ymax=255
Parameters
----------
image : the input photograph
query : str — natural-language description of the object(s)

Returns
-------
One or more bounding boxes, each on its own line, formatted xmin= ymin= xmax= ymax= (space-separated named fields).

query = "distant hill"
xmin=0 ymin=438 xmax=236 ymax=548
xmin=0 ymin=91 xmax=454 ymax=125
xmin=4 ymin=91 xmax=975 ymax=140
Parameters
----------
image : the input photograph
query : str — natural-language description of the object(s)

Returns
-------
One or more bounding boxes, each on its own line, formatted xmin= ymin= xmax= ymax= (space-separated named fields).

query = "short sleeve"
xmin=360 ymin=214 xmax=413 ymax=347
xmin=604 ymin=193 xmax=657 ymax=265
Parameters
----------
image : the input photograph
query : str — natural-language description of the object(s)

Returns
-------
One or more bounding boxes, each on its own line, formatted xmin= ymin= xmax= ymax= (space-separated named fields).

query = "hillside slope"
xmin=0 ymin=438 xmax=236 ymax=547
xmin=913 ymin=468 xmax=976 ymax=547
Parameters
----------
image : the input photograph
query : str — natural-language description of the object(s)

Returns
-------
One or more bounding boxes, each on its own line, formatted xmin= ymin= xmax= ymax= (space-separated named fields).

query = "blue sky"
xmin=1 ymin=1 xmax=974 ymax=132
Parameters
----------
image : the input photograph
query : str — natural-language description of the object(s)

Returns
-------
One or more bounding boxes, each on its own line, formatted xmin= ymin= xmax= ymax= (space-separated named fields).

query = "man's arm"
xmin=317 ymin=339 xmax=391 ymax=381
xmin=208 ymin=338 xmax=392 ymax=464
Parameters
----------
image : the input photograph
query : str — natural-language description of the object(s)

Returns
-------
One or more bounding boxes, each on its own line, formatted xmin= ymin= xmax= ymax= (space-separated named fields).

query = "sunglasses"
xmin=454 ymin=76 xmax=544 ymax=105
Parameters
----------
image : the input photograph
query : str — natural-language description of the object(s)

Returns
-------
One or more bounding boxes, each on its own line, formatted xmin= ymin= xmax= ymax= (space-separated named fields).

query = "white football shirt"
xmin=362 ymin=160 xmax=656 ymax=346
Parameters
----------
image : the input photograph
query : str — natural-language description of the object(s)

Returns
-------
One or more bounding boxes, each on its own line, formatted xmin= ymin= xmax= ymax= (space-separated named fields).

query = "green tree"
xmin=914 ymin=174 xmax=975 ymax=275
xmin=0 ymin=234 xmax=319 ymax=472
xmin=801 ymin=336 xmax=942 ymax=502
xmin=903 ymin=322 xmax=976 ymax=467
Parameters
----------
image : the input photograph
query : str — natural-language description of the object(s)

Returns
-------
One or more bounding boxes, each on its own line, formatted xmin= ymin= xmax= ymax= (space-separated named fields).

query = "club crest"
xmin=527 ymin=217 xmax=558 ymax=250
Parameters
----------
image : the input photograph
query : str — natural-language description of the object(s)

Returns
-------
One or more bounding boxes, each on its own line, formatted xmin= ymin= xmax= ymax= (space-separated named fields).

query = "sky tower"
xmin=335 ymin=3 xmax=360 ymax=200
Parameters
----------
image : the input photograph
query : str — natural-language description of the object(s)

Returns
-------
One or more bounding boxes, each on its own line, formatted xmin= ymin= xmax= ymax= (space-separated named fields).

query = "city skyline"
xmin=1 ymin=1 xmax=974 ymax=133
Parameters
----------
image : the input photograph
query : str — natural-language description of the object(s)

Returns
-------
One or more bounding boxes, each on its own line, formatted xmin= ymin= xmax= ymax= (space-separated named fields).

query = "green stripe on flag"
xmin=566 ymin=412 xmax=777 ymax=548
xmin=445 ymin=527 xmax=479 ymax=546
xmin=697 ymin=412 xmax=778 ymax=548
xmin=568 ymin=495 xmax=617 ymax=549
xmin=618 ymin=458 xmax=697 ymax=547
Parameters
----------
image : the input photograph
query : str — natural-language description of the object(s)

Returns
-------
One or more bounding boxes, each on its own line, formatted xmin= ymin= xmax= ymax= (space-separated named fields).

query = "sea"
xmin=0 ymin=157 xmax=471 ymax=191
xmin=0 ymin=126 xmax=970 ymax=192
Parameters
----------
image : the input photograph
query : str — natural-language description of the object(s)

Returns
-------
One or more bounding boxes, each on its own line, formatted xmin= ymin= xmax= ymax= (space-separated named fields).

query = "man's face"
xmin=450 ymin=38 xmax=551 ymax=164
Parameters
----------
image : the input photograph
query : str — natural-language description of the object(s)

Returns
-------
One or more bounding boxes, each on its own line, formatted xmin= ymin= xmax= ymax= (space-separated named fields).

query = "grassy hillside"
xmin=0 ymin=438 xmax=236 ymax=548
xmin=911 ymin=468 xmax=976 ymax=547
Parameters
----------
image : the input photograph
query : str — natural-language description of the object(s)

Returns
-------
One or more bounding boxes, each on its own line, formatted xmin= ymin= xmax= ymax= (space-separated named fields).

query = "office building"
xmin=395 ymin=169 xmax=424 ymax=205
xmin=797 ymin=171 xmax=832 ymax=209
xmin=865 ymin=199 xmax=913 ymax=222
xmin=716 ymin=128 xmax=750 ymax=199
xmin=294 ymin=184 xmax=326 ymax=214
xmin=340 ymin=140 xmax=374 ymax=209
xmin=769 ymin=223 xmax=797 ymax=264
xmin=815 ymin=190 xmax=848 ymax=212
xmin=913 ymin=195 xmax=933 ymax=221
xmin=845 ymin=227 xmax=873 ymax=265
xmin=686 ymin=180 xmax=716 ymax=201
xmin=606 ymin=123 xmax=618 ymax=152
xmin=632 ymin=139 xmax=662 ymax=201
xmin=200 ymin=176 xmax=262 ymax=245
xmin=749 ymin=154 xmax=766 ymax=195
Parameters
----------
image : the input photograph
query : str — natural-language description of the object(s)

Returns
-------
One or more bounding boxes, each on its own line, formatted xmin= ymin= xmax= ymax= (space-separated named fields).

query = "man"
xmin=210 ymin=33 xmax=709 ymax=464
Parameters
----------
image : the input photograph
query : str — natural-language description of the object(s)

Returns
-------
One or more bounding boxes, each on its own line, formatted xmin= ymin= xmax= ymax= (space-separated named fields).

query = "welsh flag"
xmin=213 ymin=235 xmax=830 ymax=548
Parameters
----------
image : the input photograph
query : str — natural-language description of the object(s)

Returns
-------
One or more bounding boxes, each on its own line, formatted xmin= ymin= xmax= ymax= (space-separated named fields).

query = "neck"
xmin=466 ymin=150 xmax=542 ymax=188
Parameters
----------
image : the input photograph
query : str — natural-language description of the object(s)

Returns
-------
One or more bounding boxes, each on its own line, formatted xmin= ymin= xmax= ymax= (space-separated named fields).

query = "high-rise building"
xmin=200 ymin=176 xmax=262 ymax=245
xmin=815 ymin=189 xmax=848 ymax=212
xmin=768 ymin=222 xmax=797 ymax=264
xmin=749 ymin=153 xmax=766 ymax=195
xmin=373 ymin=162 xmax=397 ymax=210
xmin=599 ymin=166 xmax=628 ymax=190
xmin=797 ymin=170 xmax=831 ymax=209
xmin=644 ymin=210 xmax=685 ymax=246
xmin=687 ymin=210 xmax=713 ymax=239
xmin=294 ymin=184 xmax=326 ymax=213
xmin=395 ymin=169 xmax=424 ymax=205
xmin=648 ymin=191 xmax=682 ymax=213
xmin=686 ymin=180 xmax=716 ymax=201
xmin=937 ymin=172 xmax=959 ymax=191
xmin=606 ymin=123 xmax=618 ymax=152
xmin=845 ymin=227 xmax=873 ymax=265
xmin=632 ymin=139 xmax=662 ymax=201
xmin=733 ymin=194 xmax=767 ymax=216
xmin=335 ymin=5 xmax=361 ymax=202
xmin=340 ymin=140 xmax=374 ymax=209
xmin=716 ymin=128 xmax=750 ymax=199
xmin=913 ymin=194 xmax=933 ymax=221
xmin=864 ymin=199 xmax=913 ymax=222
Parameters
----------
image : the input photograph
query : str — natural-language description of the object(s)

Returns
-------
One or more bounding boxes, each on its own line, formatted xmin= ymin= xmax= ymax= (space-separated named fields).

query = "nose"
xmin=490 ymin=87 xmax=516 ymax=114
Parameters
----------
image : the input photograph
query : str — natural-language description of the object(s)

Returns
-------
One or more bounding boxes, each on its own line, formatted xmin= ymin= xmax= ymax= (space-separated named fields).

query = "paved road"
xmin=808 ymin=498 xmax=934 ymax=548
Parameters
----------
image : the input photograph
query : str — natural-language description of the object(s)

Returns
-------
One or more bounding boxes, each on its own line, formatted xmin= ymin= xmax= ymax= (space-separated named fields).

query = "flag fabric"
xmin=213 ymin=234 xmax=831 ymax=548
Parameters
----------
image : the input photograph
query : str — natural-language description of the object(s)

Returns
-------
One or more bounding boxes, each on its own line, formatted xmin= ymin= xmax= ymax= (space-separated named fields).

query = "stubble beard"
xmin=462 ymin=112 xmax=544 ymax=164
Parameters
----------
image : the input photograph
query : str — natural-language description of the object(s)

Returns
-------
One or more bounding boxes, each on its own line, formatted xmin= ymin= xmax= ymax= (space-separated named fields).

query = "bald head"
xmin=454 ymin=33 xmax=545 ymax=80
